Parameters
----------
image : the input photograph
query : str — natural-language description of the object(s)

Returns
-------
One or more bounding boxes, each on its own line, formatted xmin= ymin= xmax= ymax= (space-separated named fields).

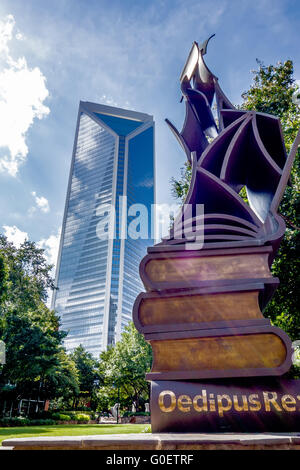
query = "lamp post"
xmin=117 ymin=384 xmax=120 ymax=424
xmin=113 ymin=375 xmax=121 ymax=424
xmin=92 ymin=379 xmax=100 ymax=422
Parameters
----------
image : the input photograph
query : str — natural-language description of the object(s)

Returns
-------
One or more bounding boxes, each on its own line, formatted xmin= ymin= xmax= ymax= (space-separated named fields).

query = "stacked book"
xmin=133 ymin=245 xmax=292 ymax=380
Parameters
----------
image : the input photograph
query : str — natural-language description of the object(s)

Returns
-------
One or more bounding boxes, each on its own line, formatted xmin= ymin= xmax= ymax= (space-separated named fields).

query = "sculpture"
xmin=163 ymin=35 xmax=299 ymax=257
xmin=133 ymin=36 xmax=300 ymax=432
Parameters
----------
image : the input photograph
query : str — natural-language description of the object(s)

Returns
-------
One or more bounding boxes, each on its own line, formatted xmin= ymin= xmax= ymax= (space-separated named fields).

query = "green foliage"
xmin=0 ymin=305 xmax=79 ymax=401
xmin=0 ymin=417 xmax=30 ymax=427
xmin=94 ymin=384 xmax=118 ymax=413
xmin=49 ymin=411 xmax=95 ymax=422
xmin=170 ymin=161 xmax=192 ymax=203
xmin=241 ymin=60 xmax=299 ymax=149
xmin=0 ymin=424 xmax=150 ymax=444
xmin=0 ymin=253 xmax=9 ymax=305
xmin=51 ymin=412 xmax=72 ymax=421
xmin=0 ymin=417 xmax=56 ymax=427
xmin=97 ymin=322 xmax=152 ymax=412
xmin=70 ymin=345 xmax=101 ymax=407
xmin=75 ymin=413 xmax=90 ymax=422
xmin=122 ymin=411 xmax=150 ymax=417
xmin=241 ymin=60 xmax=300 ymax=339
xmin=63 ymin=410 xmax=96 ymax=420
xmin=0 ymin=234 xmax=80 ymax=404
xmin=29 ymin=419 xmax=56 ymax=426
xmin=0 ymin=235 xmax=55 ymax=308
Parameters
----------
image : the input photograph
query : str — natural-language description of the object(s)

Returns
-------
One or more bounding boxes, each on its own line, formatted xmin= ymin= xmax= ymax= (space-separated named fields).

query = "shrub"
xmin=0 ymin=417 xmax=30 ymax=427
xmin=65 ymin=411 xmax=96 ymax=420
xmin=51 ymin=412 xmax=71 ymax=421
xmin=0 ymin=417 xmax=55 ymax=427
xmin=75 ymin=413 xmax=90 ymax=422
xmin=122 ymin=411 xmax=150 ymax=418
xmin=73 ymin=407 xmax=92 ymax=412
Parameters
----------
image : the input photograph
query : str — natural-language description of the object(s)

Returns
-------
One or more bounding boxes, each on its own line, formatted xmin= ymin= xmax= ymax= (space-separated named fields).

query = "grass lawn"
xmin=0 ymin=424 xmax=150 ymax=445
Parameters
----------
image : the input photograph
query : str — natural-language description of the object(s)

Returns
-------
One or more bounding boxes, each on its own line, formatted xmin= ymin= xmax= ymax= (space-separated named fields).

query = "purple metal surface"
xmin=131 ymin=41 xmax=300 ymax=432
xmin=150 ymin=379 xmax=300 ymax=433
xmin=132 ymin=39 xmax=298 ymax=391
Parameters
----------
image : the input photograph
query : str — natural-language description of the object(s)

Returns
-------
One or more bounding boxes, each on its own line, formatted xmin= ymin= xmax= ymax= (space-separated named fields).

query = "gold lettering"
xmin=193 ymin=390 xmax=208 ymax=412
xmin=217 ymin=394 xmax=232 ymax=417
xmin=178 ymin=394 xmax=192 ymax=412
xmin=263 ymin=391 xmax=282 ymax=412
xmin=158 ymin=389 xmax=296 ymax=415
xmin=281 ymin=395 xmax=296 ymax=412
xmin=209 ymin=393 xmax=216 ymax=412
xmin=248 ymin=394 xmax=261 ymax=411
xmin=233 ymin=395 xmax=249 ymax=412
xmin=158 ymin=390 xmax=176 ymax=413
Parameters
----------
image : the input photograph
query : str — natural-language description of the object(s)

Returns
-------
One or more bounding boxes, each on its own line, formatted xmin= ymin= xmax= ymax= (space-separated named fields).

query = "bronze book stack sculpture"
xmin=133 ymin=36 xmax=300 ymax=432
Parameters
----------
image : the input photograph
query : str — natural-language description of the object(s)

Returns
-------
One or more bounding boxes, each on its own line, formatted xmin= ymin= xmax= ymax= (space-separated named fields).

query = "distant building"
xmin=52 ymin=102 xmax=155 ymax=356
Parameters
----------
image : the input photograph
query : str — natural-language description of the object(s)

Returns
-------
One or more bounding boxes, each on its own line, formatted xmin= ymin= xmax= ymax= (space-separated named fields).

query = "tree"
xmin=0 ymin=252 xmax=9 ymax=305
xmin=70 ymin=345 xmax=100 ymax=409
xmin=0 ymin=235 xmax=55 ymax=310
xmin=170 ymin=59 xmax=300 ymax=340
xmin=0 ymin=303 xmax=79 ymax=403
xmin=0 ymin=234 xmax=79 ymax=407
xmin=97 ymin=322 xmax=152 ymax=412
xmin=45 ymin=350 xmax=80 ymax=402
xmin=170 ymin=161 xmax=192 ymax=204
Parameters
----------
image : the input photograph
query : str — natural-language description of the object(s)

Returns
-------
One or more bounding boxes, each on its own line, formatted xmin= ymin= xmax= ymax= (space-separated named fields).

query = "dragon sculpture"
xmin=159 ymin=35 xmax=300 ymax=260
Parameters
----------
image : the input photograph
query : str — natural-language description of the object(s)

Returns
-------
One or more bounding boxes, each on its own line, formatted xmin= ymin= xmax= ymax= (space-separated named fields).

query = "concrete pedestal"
xmin=2 ymin=433 xmax=300 ymax=450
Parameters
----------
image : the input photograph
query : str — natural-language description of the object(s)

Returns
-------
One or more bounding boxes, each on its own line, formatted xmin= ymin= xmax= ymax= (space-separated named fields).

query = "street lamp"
xmin=117 ymin=385 xmax=120 ymax=424
xmin=112 ymin=375 xmax=121 ymax=424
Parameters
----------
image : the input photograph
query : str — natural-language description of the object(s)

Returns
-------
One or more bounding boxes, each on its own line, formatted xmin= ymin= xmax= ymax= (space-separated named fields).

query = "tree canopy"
xmin=97 ymin=322 xmax=152 ymax=412
xmin=0 ymin=235 xmax=79 ymax=403
xmin=0 ymin=233 xmax=152 ymax=414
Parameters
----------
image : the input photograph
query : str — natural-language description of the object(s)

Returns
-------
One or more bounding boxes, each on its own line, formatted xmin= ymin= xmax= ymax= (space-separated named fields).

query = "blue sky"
xmin=0 ymin=0 xmax=299 ymax=267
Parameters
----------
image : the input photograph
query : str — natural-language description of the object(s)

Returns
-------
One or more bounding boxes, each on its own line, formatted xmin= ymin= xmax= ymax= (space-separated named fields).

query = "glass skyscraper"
xmin=52 ymin=101 xmax=154 ymax=357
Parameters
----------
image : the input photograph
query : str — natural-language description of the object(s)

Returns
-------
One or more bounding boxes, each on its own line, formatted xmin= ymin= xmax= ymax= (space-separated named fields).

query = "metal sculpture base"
xmin=150 ymin=378 xmax=300 ymax=433
xmin=132 ymin=36 xmax=300 ymax=437
xmin=134 ymin=244 xmax=298 ymax=433
xmin=134 ymin=245 xmax=292 ymax=380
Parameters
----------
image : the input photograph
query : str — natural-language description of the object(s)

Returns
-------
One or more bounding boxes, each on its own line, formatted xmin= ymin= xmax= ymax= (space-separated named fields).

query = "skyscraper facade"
xmin=52 ymin=101 xmax=155 ymax=357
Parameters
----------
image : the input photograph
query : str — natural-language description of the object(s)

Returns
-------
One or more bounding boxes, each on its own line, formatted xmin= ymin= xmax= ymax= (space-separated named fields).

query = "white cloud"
xmin=99 ymin=94 xmax=119 ymax=107
xmin=30 ymin=191 xmax=50 ymax=213
xmin=15 ymin=32 xmax=24 ymax=41
xmin=3 ymin=224 xmax=28 ymax=248
xmin=37 ymin=228 xmax=61 ymax=267
xmin=3 ymin=222 xmax=60 ymax=268
xmin=0 ymin=15 xmax=50 ymax=176
xmin=0 ymin=14 xmax=13 ymax=56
